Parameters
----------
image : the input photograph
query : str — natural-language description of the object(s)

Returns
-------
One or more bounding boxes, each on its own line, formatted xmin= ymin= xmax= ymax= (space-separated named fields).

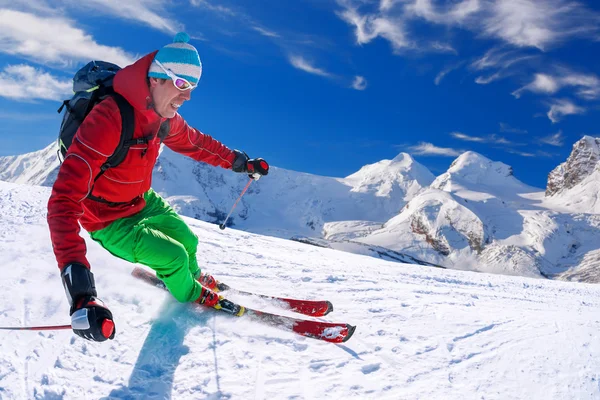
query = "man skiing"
xmin=47 ymin=32 xmax=268 ymax=342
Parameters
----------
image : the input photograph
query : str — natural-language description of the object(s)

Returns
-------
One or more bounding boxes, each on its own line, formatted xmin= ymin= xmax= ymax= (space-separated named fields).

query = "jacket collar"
xmin=113 ymin=51 xmax=162 ymax=123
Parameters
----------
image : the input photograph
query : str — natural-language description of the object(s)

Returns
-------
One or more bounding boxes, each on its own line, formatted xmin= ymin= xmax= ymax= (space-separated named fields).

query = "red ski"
xmin=131 ymin=267 xmax=355 ymax=343
xmin=134 ymin=267 xmax=332 ymax=317
xmin=215 ymin=280 xmax=333 ymax=317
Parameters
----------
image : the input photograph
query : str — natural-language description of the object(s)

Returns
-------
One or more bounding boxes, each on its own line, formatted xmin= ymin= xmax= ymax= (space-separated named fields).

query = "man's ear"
xmin=148 ymin=77 xmax=160 ymax=88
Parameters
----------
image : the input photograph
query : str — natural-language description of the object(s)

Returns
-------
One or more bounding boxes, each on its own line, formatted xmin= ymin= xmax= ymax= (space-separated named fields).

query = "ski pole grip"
xmin=101 ymin=319 xmax=115 ymax=339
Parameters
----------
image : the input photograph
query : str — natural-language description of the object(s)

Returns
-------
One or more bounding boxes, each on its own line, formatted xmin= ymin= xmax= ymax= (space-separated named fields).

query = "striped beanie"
xmin=148 ymin=32 xmax=202 ymax=85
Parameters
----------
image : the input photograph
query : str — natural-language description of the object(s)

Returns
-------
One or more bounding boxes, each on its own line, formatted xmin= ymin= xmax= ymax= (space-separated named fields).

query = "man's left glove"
xmin=232 ymin=150 xmax=269 ymax=179
xmin=61 ymin=263 xmax=116 ymax=342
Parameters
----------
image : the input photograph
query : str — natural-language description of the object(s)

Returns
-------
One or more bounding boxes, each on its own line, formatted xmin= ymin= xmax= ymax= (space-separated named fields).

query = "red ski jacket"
xmin=47 ymin=51 xmax=237 ymax=270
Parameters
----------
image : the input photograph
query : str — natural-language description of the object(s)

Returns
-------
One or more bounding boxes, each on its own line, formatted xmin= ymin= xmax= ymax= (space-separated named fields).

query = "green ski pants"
xmin=90 ymin=189 xmax=203 ymax=303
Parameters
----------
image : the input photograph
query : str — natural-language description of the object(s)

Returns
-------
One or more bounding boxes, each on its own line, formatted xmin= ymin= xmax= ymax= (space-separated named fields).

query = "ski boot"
xmin=196 ymin=286 xmax=246 ymax=317
xmin=197 ymin=272 xmax=218 ymax=290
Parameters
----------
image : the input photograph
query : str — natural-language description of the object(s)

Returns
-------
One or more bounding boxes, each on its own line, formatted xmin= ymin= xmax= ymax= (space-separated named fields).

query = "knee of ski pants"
xmin=132 ymin=225 xmax=191 ymax=277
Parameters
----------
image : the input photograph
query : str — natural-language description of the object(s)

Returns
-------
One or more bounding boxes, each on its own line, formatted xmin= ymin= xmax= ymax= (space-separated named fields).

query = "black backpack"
xmin=57 ymin=61 xmax=153 ymax=204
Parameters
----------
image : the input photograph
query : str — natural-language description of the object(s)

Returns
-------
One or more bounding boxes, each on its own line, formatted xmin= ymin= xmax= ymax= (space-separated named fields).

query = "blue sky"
xmin=1 ymin=0 xmax=599 ymax=188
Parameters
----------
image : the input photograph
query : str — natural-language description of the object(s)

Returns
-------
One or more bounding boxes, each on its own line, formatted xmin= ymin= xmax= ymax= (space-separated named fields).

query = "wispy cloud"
xmin=482 ymin=0 xmax=597 ymax=51
xmin=429 ymin=41 xmax=457 ymax=54
xmin=539 ymin=130 xmax=564 ymax=146
xmin=408 ymin=142 xmax=462 ymax=157
xmin=451 ymin=131 xmax=518 ymax=145
xmin=406 ymin=0 xmax=480 ymax=25
xmin=513 ymin=70 xmax=600 ymax=100
xmin=512 ymin=73 xmax=559 ymax=98
xmin=451 ymin=132 xmax=487 ymax=143
xmin=8 ymin=0 xmax=182 ymax=34
xmin=289 ymin=55 xmax=333 ymax=78
xmin=499 ymin=122 xmax=527 ymax=134
xmin=71 ymin=0 xmax=182 ymax=34
xmin=546 ymin=99 xmax=585 ymax=123
xmin=0 ymin=64 xmax=71 ymax=101
xmin=252 ymin=26 xmax=281 ymax=38
xmin=338 ymin=0 xmax=600 ymax=57
xmin=351 ymin=75 xmax=367 ymax=90
xmin=0 ymin=9 xmax=135 ymax=67
xmin=337 ymin=4 xmax=412 ymax=52
xmin=190 ymin=0 xmax=237 ymax=17
xmin=505 ymin=149 xmax=536 ymax=157
xmin=470 ymin=47 xmax=538 ymax=85
xmin=434 ymin=62 xmax=464 ymax=85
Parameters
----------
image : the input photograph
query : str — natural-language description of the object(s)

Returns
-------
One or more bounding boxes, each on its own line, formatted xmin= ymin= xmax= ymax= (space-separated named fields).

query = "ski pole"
xmin=219 ymin=177 xmax=254 ymax=230
xmin=0 ymin=324 xmax=72 ymax=331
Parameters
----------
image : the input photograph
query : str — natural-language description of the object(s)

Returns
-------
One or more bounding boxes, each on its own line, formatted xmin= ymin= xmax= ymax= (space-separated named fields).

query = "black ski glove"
xmin=61 ymin=263 xmax=116 ymax=342
xmin=231 ymin=150 xmax=269 ymax=179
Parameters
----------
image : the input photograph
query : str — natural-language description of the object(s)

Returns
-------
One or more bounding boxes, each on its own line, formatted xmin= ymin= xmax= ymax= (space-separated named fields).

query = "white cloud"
xmin=547 ymin=99 xmax=585 ymax=123
xmin=451 ymin=131 xmax=517 ymax=145
xmin=0 ymin=64 xmax=71 ymax=101
xmin=337 ymin=6 xmax=412 ymax=52
xmin=8 ymin=0 xmax=182 ymax=34
xmin=482 ymin=0 xmax=596 ymax=51
xmin=69 ymin=0 xmax=182 ymax=34
xmin=451 ymin=132 xmax=487 ymax=143
xmin=190 ymin=0 xmax=237 ymax=17
xmin=561 ymin=73 xmax=600 ymax=100
xmin=435 ymin=62 xmax=464 ymax=85
xmin=471 ymin=47 xmax=538 ymax=84
xmin=337 ymin=0 xmax=600 ymax=58
xmin=513 ymin=71 xmax=600 ymax=99
xmin=406 ymin=0 xmax=480 ymax=25
xmin=289 ymin=55 xmax=333 ymax=78
xmin=513 ymin=74 xmax=559 ymax=98
xmin=252 ymin=26 xmax=280 ymax=38
xmin=539 ymin=130 xmax=564 ymax=146
xmin=429 ymin=41 xmax=457 ymax=54
xmin=506 ymin=149 xmax=536 ymax=157
xmin=0 ymin=9 xmax=136 ymax=67
xmin=351 ymin=75 xmax=367 ymax=90
xmin=408 ymin=142 xmax=462 ymax=156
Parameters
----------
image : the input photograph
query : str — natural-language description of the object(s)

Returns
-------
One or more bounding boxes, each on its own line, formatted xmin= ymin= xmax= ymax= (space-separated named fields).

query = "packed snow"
xmin=1 ymin=181 xmax=600 ymax=399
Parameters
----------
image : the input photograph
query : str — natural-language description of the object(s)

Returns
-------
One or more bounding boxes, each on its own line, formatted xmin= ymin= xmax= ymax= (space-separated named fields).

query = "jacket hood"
xmin=113 ymin=51 xmax=159 ymax=117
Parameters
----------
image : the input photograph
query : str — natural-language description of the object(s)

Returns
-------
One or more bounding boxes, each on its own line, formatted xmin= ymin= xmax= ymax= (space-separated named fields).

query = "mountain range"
xmin=2 ymin=136 xmax=599 ymax=282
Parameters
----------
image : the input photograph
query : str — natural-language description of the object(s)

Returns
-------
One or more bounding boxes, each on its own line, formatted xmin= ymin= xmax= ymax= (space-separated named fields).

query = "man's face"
xmin=149 ymin=78 xmax=192 ymax=119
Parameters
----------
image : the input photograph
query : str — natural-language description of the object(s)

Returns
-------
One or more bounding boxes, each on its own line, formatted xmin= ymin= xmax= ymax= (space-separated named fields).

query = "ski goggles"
xmin=153 ymin=60 xmax=197 ymax=91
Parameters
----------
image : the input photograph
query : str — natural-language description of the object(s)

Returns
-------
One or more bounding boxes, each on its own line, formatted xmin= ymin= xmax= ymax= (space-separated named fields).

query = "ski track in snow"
xmin=1 ymin=181 xmax=600 ymax=399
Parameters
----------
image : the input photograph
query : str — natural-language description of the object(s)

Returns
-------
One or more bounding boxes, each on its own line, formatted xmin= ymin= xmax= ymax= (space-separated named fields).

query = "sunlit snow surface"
xmin=1 ymin=181 xmax=600 ymax=399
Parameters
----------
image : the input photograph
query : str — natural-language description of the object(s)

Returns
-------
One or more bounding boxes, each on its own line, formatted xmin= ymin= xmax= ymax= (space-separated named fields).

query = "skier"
xmin=47 ymin=32 xmax=269 ymax=342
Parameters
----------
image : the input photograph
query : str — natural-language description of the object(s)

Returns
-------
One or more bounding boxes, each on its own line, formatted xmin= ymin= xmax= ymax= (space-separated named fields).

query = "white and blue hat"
xmin=148 ymin=32 xmax=202 ymax=85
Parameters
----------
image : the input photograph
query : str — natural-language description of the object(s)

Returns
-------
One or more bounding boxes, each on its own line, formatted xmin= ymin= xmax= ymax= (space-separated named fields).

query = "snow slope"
xmin=1 ymin=181 xmax=600 ymax=399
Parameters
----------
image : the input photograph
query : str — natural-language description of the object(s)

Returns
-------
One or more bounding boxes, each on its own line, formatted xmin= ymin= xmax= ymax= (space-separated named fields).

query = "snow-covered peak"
xmin=391 ymin=151 xmax=415 ymax=165
xmin=546 ymin=135 xmax=600 ymax=197
xmin=432 ymin=151 xmax=521 ymax=191
xmin=0 ymin=142 xmax=59 ymax=186
xmin=342 ymin=152 xmax=435 ymax=200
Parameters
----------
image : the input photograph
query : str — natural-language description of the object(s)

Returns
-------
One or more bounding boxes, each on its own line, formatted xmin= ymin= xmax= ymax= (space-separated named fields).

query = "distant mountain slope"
xmin=0 ymin=142 xmax=433 ymax=237
xmin=545 ymin=136 xmax=600 ymax=213
xmin=4 ymin=137 xmax=600 ymax=282
xmin=0 ymin=142 xmax=59 ymax=186
xmin=358 ymin=149 xmax=600 ymax=279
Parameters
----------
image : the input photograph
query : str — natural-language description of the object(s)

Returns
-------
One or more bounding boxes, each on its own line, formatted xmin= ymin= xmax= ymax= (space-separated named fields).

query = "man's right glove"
xmin=61 ymin=263 xmax=116 ymax=342
xmin=232 ymin=150 xmax=269 ymax=179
